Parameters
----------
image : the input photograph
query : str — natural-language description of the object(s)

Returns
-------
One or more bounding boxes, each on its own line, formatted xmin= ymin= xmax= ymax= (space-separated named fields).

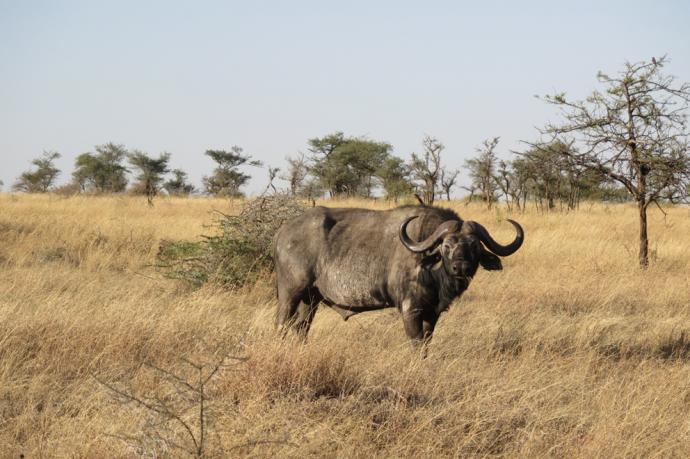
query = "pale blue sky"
xmin=2 ymin=1 xmax=689 ymax=195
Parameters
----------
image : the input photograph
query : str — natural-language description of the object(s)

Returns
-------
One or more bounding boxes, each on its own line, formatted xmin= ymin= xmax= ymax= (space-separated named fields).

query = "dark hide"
xmin=273 ymin=205 xmax=523 ymax=345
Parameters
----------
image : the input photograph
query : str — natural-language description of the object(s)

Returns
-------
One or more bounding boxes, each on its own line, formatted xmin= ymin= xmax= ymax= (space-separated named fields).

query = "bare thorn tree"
xmin=263 ymin=166 xmax=280 ymax=195
xmin=536 ymin=56 xmax=690 ymax=267
xmin=282 ymin=153 xmax=308 ymax=196
xmin=439 ymin=168 xmax=460 ymax=201
xmin=409 ymin=135 xmax=444 ymax=206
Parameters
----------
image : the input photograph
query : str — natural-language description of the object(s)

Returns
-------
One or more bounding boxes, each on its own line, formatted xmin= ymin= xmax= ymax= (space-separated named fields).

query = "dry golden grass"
xmin=1 ymin=193 xmax=690 ymax=457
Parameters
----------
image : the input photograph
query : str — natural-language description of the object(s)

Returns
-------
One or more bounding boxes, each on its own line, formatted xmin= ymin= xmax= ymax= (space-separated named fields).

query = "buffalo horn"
xmin=462 ymin=219 xmax=524 ymax=256
xmin=399 ymin=216 xmax=461 ymax=253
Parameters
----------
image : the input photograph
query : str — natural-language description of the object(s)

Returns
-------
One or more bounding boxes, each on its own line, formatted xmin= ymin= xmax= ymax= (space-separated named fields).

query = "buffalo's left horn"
xmin=399 ymin=216 xmax=461 ymax=253
xmin=462 ymin=219 xmax=524 ymax=256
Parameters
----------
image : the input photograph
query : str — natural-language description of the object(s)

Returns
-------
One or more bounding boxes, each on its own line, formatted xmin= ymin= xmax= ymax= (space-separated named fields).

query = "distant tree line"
xmin=461 ymin=138 xmax=629 ymax=212
xmin=10 ymin=124 xmax=685 ymax=214
xmin=10 ymin=132 xmax=462 ymax=205
xmin=11 ymin=143 xmax=261 ymax=202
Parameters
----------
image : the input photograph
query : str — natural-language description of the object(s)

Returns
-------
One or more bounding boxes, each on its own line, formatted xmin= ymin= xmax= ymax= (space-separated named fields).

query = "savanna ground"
xmin=1 ymin=193 xmax=690 ymax=458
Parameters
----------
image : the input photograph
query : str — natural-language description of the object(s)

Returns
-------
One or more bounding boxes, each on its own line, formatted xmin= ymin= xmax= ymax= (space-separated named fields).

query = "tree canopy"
xmin=128 ymin=151 xmax=171 ymax=203
xmin=73 ymin=143 xmax=129 ymax=193
xmin=203 ymin=147 xmax=262 ymax=197
xmin=164 ymin=169 xmax=195 ymax=196
xmin=377 ymin=156 xmax=413 ymax=201
xmin=308 ymin=132 xmax=394 ymax=198
xmin=13 ymin=151 xmax=61 ymax=193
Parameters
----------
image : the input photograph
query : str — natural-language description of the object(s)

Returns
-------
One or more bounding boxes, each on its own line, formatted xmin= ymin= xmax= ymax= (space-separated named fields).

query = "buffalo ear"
xmin=479 ymin=248 xmax=502 ymax=271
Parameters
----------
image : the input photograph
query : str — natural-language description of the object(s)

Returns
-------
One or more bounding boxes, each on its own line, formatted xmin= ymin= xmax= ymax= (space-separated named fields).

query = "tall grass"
xmin=1 ymin=193 xmax=689 ymax=457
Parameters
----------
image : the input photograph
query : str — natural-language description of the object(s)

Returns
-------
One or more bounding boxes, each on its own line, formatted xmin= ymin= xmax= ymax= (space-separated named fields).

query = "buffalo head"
xmin=399 ymin=217 xmax=524 ymax=278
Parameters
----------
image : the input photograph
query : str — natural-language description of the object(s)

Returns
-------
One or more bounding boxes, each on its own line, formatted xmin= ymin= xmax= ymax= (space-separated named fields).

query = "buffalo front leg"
xmin=401 ymin=299 xmax=425 ymax=344
xmin=422 ymin=310 xmax=439 ymax=343
xmin=402 ymin=299 xmax=438 ymax=356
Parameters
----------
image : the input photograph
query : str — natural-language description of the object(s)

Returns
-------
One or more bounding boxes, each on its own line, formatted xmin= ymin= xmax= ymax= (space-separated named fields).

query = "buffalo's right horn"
xmin=462 ymin=219 xmax=524 ymax=256
xmin=399 ymin=216 xmax=461 ymax=253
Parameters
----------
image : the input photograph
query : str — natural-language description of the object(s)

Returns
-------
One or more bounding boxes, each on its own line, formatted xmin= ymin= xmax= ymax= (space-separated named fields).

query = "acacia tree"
xmin=306 ymin=132 xmax=347 ymax=198
xmin=494 ymin=160 xmax=517 ymax=211
xmin=519 ymin=141 xmax=571 ymax=211
xmin=73 ymin=143 xmax=129 ymax=193
xmin=409 ymin=135 xmax=444 ymax=206
xmin=506 ymin=158 xmax=535 ymax=211
xmin=464 ymin=137 xmax=500 ymax=209
xmin=13 ymin=151 xmax=61 ymax=192
xmin=308 ymin=132 xmax=392 ymax=198
xmin=164 ymin=169 xmax=195 ymax=196
xmin=538 ymin=56 xmax=690 ymax=267
xmin=377 ymin=156 xmax=413 ymax=202
xmin=514 ymin=141 xmax=611 ymax=211
xmin=128 ymin=151 xmax=171 ymax=204
xmin=203 ymin=147 xmax=262 ymax=197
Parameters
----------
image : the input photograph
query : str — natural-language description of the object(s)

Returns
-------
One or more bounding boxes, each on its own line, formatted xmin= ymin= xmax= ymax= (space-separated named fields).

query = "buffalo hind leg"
xmin=292 ymin=301 xmax=318 ymax=339
xmin=276 ymin=285 xmax=303 ymax=335
xmin=292 ymin=288 xmax=322 ymax=339
xmin=277 ymin=285 xmax=321 ymax=340
xmin=275 ymin=262 xmax=311 ymax=332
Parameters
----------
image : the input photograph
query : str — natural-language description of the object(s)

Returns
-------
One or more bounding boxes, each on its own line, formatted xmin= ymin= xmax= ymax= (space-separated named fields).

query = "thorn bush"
xmin=158 ymin=195 xmax=306 ymax=288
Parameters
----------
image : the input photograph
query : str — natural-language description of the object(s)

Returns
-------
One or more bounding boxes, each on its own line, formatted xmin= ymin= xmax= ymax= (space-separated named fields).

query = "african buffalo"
xmin=273 ymin=205 xmax=523 ymax=345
